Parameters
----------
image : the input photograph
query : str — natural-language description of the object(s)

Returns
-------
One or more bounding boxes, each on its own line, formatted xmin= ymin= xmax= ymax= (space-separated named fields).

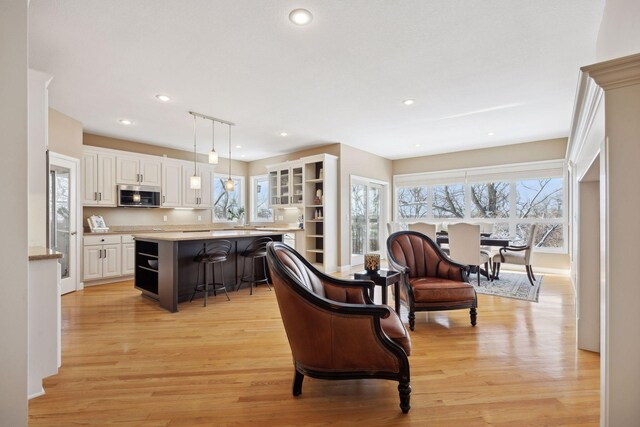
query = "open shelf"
xmin=306 ymin=234 xmax=323 ymax=238
xmin=137 ymin=265 xmax=158 ymax=273
xmin=306 ymin=204 xmax=323 ymax=208
xmin=306 ymin=249 xmax=324 ymax=253
xmin=306 ymin=219 xmax=324 ymax=222
xmin=306 ymin=178 xmax=324 ymax=183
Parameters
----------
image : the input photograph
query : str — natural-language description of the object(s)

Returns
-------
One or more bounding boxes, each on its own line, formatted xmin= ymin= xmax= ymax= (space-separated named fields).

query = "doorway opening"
xmin=350 ymin=176 xmax=388 ymax=267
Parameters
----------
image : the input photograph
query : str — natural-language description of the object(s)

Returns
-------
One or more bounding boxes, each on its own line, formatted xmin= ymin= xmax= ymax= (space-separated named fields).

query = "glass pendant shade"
xmin=190 ymin=175 xmax=202 ymax=190
xmin=225 ymin=177 xmax=235 ymax=192
xmin=208 ymin=149 xmax=219 ymax=164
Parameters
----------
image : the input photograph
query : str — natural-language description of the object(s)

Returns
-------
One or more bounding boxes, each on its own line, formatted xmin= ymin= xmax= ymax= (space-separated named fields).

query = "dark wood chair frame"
xmin=266 ymin=242 xmax=412 ymax=413
xmin=387 ymin=231 xmax=477 ymax=330
xmin=492 ymin=244 xmax=537 ymax=286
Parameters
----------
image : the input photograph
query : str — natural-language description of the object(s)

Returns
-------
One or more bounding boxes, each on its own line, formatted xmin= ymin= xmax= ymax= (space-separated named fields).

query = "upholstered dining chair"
xmin=448 ymin=223 xmax=491 ymax=286
xmin=266 ymin=242 xmax=412 ymax=413
xmin=492 ymin=224 xmax=539 ymax=286
xmin=386 ymin=221 xmax=407 ymax=235
xmin=387 ymin=231 xmax=477 ymax=330
xmin=407 ymin=222 xmax=437 ymax=242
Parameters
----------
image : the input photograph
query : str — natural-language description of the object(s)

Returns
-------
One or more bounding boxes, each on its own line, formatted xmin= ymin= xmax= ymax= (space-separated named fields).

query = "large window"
xmin=213 ymin=174 xmax=245 ymax=222
xmin=250 ymin=175 xmax=273 ymax=222
xmin=394 ymin=163 xmax=566 ymax=252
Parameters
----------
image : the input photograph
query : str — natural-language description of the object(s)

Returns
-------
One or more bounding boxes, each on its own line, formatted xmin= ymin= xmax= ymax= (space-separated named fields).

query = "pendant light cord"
xmin=212 ymin=119 xmax=215 ymax=152
xmin=228 ymin=124 xmax=232 ymax=178
xmin=193 ymin=115 xmax=197 ymax=170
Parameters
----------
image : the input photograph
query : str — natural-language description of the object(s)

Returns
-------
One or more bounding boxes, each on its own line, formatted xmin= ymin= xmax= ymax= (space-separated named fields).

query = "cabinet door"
xmin=140 ymin=159 xmax=162 ymax=186
xmin=121 ymin=243 xmax=135 ymax=276
xmin=102 ymin=244 xmax=122 ymax=278
xmin=82 ymin=152 xmax=98 ymax=205
xmin=280 ymin=168 xmax=290 ymax=205
xmin=162 ymin=162 xmax=182 ymax=207
xmin=116 ymin=156 xmax=140 ymax=185
xmin=268 ymin=170 xmax=279 ymax=206
xmin=83 ymin=245 xmax=102 ymax=281
xmin=182 ymin=164 xmax=198 ymax=207
xmin=291 ymin=165 xmax=304 ymax=206
xmin=97 ymin=154 xmax=117 ymax=206
xmin=198 ymin=166 xmax=213 ymax=208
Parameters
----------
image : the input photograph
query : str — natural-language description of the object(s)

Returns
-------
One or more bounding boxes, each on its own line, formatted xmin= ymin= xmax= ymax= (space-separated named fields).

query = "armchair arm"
xmin=498 ymin=245 xmax=530 ymax=262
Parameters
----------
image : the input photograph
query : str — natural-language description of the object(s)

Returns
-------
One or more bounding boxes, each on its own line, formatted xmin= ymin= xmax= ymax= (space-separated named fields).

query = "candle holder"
xmin=364 ymin=253 xmax=380 ymax=273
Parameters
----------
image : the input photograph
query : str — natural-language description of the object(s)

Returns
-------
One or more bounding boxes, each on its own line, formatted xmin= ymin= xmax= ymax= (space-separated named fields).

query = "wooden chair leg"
xmin=494 ymin=262 xmax=501 ymax=280
xmin=477 ymin=266 xmax=481 ymax=287
xmin=526 ymin=265 xmax=535 ymax=286
xmin=470 ymin=306 xmax=477 ymax=326
xmin=398 ymin=381 xmax=411 ymax=414
xmin=292 ymin=369 xmax=304 ymax=396
xmin=529 ymin=264 xmax=536 ymax=281
xmin=408 ymin=311 xmax=416 ymax=331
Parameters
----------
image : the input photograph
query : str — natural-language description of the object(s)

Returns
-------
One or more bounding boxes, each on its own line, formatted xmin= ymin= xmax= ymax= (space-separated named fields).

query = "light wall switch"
xmin=163 ymin=215 xmax=168 ymax=222
xmin=197 ymin=215 xmax=202 ymax=221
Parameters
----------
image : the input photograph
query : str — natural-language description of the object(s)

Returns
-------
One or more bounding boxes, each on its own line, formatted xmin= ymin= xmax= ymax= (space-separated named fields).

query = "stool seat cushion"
xmin=195 ymin=253 xmax=228 ymax=263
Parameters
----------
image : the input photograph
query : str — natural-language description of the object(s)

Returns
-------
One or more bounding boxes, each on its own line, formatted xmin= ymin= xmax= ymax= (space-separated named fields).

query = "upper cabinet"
xmin=182 ymin=164 xmax=213 ymax=209
xmin=161 ymin=160 xmax=183 ymax=207
xmin=268 ymin=161 xmax=303 ymax=208
xmin=116 ymin=155 xmax=162 ymax=186
xmin=82 ymin=151 xmax=117 ymax=206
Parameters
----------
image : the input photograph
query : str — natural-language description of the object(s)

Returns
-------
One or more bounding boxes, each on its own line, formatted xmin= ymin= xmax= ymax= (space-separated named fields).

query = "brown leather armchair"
xmin=387 ymin=231 xmax=477 ymax=330
xmin=266 ymin=242 xmax=412 ymax=413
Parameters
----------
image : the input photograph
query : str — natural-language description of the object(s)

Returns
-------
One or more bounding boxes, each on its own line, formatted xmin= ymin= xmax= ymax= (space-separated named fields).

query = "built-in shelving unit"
xmin=134 ymin=240 xmax=159 ymax=299
xmin=303 ymin=153 xmax=338 ymax=273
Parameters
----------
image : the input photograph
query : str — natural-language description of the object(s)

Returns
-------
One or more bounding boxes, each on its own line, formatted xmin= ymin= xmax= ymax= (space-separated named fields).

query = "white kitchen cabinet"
xmin=182 ymin=164 xmax=213 ymax=208
xmin=122 ymin=242 xmax=135 ymax=275
xmin=116 ymin=155 xmax=162 ymax=186
xmin=83 ymin=235 xmax=123 ymax=281
xmin=82 ymin=151 xmax=116 ymax=206
xmin=268 ymin=162 xmax=303 ymax=208
xmin=161 ymin=161 xmax=183 ymax=207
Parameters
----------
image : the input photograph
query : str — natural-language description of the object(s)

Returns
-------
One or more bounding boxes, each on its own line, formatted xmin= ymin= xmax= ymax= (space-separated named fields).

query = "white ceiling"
xmin=29 ymin=0 xmax=604 ymax=161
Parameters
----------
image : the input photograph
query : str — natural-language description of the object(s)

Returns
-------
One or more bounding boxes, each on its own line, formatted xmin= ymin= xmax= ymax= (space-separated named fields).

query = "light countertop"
xmin=132 ymin=230 xmax=288 ymax=242
xmin=29 ymin=246 xmax=63 ymax=261
xmin=85 ymin=225 xmax=302 ymax=235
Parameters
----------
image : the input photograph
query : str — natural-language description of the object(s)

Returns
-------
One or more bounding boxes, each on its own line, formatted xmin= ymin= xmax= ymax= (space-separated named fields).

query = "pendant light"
xmin=189 ymin=115 xmax=201 ymax=190
xmin=225 ymin=123 xmax=235 ymax=192
xmin=208 ymin=119 xmax=218 ymax=164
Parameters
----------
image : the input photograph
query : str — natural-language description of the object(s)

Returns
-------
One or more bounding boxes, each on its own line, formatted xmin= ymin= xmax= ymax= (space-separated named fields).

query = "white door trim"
xmin=349 ymin=175 xmax=390 ymax=267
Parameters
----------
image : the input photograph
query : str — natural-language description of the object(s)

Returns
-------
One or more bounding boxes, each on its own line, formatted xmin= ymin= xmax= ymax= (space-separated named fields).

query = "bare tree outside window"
xmin=515 ymin=178 xmax=563 ymax=247
xmin=432 ymin=184 xmax=464 ymax=218
xmin=214 ymin=176 xmax=244 ymax=221
xmin=470 ymin=182 xmax=509 ymax=218
xmin=254 ymin=176 xmax=272 ymax=220
xmin=397 ymin=186 xmax=428 ymax=219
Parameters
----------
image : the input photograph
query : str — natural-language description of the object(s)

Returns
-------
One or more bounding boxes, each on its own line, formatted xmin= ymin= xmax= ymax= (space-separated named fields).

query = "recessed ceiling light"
xmin=235 ymin=145 xmax=242 ymax=149
xmin=289 ymin=9 xmax=313 ymax=25
xmin=155 ymin=94 xmax=171 ymax=102
xmin=488 ymin=132 xmax=495 ymax=136
xmin=280 ymin=132 xmax=288 ymax=137
xmin=403 ymin=99 xmax=415 ymax=106
xmin=241 ymin=154 xmax=246 ymax=158
xmin=119 ymin=119 xmax=132 ymax=125
xmin=415 ymin=144 xmax=421 ymax=147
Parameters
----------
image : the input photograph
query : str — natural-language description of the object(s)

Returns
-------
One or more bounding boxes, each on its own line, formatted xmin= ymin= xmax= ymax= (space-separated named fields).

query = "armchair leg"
xmin=408 ymin=312 xmax=416 ymax=331
xmin=470 ymin=306 xmax=477 ymax=326
xmin=292 ymin=369 xmax=304 ymax=396
xmin=398 ymin=381 xmax=411 ymax=414
xmin=494 ymin=262 xmax=501 ymax=280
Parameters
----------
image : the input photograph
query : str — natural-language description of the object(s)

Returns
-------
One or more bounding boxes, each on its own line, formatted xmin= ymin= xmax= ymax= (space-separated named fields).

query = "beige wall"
xmin=49 ymin=108 xmax=83 ymax=159
xmin=393 ymin=138 xmax=568 ymax=176
xmin=0 ymin=0 xmax=29 ymax=423
xmin=339 ymin=144 xmax=393 ymax=268
xmin=247 ymin=143 xmax=340 ymax=177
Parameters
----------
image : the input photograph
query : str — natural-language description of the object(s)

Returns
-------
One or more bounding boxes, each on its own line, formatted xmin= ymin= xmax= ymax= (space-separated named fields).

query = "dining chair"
xmin=386 ymin=222 xmax=407 ymax=235
xmin=492 ymin=224 xmax=539 ymax=285
xmin=447 ymin=223 xmax=491 ymax=286
xmin=407 ymin=222 xmax=437 ymax=242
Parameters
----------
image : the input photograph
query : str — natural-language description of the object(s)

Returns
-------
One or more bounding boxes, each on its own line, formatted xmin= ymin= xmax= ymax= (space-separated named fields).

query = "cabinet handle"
xmin=163 ymin=195 xmax=166 ymax=203
xmin=94 ymin=191 xmax=97 ymax=201
xmin=140 ymin=174 xmax=143 ymax=182
xmin=98 ymin=249 xmax=102 ymax=259
xmin=102 ymin=249 xmax=106 ymax=258
xmin=98 ymin=192 xmax=102 ymax=201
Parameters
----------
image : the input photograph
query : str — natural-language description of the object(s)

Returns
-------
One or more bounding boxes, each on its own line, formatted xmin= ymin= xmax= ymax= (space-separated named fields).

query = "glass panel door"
xmin=50 ymin=165 xmax=71 ymax=279
xmin=350 ymin=179 xmax=387 ymax=266
xmin=350 ymin=183 xmax=367 ymax=265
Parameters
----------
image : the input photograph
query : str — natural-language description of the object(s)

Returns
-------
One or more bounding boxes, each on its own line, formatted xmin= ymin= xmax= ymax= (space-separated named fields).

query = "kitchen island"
xmin=132 ymin=230 xmax=284 ymax=312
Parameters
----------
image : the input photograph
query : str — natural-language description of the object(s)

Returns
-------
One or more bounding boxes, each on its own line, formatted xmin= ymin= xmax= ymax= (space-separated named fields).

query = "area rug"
xmin=472 ymin=271 xmax=543 ymax=303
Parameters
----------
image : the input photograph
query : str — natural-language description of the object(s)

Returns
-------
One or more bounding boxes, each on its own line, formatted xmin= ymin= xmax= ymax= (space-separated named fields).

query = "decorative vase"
xmin=364 ymin=254 xmax=380 ymax=273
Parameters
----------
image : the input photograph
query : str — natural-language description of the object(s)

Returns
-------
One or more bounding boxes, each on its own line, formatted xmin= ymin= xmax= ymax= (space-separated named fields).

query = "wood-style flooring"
xmin=29 ymin=272 xmax=599 ymax=426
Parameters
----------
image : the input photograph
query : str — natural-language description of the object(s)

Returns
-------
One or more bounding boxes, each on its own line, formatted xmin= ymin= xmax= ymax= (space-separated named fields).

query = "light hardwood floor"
xmin=29 ymin=272 xmax=599 ymax=426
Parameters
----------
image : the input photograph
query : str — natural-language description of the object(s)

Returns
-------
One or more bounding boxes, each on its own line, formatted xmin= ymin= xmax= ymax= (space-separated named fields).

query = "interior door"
xmin=49 ymin=154 xmax=79 ymax=294
xmin=350 ymin=178 xmax=387 ymax=267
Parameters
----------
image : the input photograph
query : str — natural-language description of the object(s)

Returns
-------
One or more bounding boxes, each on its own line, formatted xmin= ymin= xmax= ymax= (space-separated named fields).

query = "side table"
xmin=353 ymin=269 xmax=401 ymax=315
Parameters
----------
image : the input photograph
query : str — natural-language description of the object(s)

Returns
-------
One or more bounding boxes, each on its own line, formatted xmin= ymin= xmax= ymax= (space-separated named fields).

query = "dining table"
xmin=436 ymin=233 xmax=511 ymax=280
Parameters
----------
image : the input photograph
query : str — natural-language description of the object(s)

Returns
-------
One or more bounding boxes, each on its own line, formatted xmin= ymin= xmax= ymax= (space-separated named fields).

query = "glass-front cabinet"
xmin=268 ymin=162 xmax=303 ymax=208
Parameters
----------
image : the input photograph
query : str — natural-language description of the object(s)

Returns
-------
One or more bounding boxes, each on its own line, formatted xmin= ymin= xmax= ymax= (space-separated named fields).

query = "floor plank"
xmin=29 ymin=271 xmax=599 ymax=426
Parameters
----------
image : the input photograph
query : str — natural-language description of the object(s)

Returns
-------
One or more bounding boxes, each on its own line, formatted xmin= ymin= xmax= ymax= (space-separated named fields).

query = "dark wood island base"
xmin=132 ymin=231 xmax=284 ymax=312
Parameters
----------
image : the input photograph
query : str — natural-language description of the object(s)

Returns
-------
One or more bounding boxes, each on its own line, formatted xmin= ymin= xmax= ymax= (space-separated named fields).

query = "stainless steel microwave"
xmin=118 ymin=185 xmax=161 ymax=208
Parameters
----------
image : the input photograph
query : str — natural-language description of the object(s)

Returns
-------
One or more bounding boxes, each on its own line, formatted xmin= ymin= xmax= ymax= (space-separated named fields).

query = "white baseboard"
xmin=84 ymin=275 xmax=134 ymax=287
xmin=499 ymin=264 xmax=569 ymax=276
xmin=28 ymin=387 xmax=45 ymax=400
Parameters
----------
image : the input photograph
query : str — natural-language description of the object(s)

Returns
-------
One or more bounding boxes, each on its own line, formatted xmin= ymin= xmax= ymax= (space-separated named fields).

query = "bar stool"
xmin=190 ymin=240 xmax=232 ymax=306
xmin=236 ymin=237 xmax=272 ymax=295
